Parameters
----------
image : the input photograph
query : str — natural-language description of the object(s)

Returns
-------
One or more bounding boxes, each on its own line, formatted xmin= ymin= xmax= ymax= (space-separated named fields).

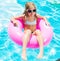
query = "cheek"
xmin=33 ymin=12 xmax=36 ymax=15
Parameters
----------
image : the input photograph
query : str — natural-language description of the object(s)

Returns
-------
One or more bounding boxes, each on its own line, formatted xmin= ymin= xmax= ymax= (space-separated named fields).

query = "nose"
xmin=31 ymin=11 xmax=33 ymax=14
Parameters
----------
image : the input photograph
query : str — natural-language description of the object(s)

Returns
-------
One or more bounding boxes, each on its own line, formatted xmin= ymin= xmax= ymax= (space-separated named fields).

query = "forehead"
xmin=29 ymin=5 xmax=35 ymax=9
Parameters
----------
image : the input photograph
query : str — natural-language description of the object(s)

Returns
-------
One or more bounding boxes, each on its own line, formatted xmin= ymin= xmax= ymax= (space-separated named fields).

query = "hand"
xmin=14 ymin=23 xmax=18 ymax=27
xmin=11 ymin=20 xmax=18 ymax=27
xmin=45 ymin=21 xmax=50 ymax=26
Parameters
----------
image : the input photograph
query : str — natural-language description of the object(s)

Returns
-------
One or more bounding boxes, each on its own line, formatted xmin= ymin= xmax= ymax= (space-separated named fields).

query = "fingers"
xmin=45 ymin=22 xmax=50 ymax=26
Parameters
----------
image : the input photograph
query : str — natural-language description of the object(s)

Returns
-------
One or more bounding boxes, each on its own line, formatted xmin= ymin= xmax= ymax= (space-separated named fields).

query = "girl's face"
xmin=27 ymin=6 xmax=36 ymax=17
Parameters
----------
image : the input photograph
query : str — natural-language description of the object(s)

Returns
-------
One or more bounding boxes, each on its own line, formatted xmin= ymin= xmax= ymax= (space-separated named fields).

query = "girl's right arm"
xmin=11 ymin=14 xmax=25 ymax=26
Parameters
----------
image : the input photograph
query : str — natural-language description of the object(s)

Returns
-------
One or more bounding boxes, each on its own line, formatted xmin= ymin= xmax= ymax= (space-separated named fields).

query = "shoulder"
xmin=36 ymin=14 xmax=46 ymax=20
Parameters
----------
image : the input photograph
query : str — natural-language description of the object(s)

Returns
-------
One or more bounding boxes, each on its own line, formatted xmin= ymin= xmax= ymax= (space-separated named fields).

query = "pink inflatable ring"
xmin=8 ymin=18 xmax=53 ymax=48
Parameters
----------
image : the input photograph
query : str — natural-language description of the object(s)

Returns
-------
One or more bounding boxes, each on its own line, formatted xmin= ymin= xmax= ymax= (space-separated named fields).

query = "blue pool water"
xmin=0 ymin=0 xmax=60 ymax=61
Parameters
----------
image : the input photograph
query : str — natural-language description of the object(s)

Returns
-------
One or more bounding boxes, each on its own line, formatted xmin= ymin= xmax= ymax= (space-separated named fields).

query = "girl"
xmin=11 ymin=2 xmax=50 ymax=60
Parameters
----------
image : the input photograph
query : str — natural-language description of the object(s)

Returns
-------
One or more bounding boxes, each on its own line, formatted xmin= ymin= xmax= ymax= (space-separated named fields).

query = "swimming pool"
xmin=0 ymin=0 xmax=60 ymax=61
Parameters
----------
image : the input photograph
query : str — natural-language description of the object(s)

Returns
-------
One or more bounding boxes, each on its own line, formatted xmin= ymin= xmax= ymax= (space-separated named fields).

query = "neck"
xmin=28 ymin=16 xmax=35 ymax=19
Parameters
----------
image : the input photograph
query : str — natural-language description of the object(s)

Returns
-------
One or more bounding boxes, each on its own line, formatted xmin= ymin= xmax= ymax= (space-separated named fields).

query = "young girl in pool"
xmin=11 ymin=2 xmax=50 ymax=60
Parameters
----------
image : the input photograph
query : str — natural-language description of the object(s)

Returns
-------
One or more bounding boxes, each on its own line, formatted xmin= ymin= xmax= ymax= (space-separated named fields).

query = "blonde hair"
xmin=23 ymin=2 xmax=37 ymax=17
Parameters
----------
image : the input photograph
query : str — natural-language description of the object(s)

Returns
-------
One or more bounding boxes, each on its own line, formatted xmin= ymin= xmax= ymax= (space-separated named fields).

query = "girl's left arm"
xmin=42 ymin=17 xmax=50 ymax=26
xmin=36 ymin=14 xmax=50 ymax=26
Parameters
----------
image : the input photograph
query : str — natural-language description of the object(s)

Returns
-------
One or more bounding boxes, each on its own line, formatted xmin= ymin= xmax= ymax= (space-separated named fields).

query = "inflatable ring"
xmin=8 ymin=19 xmax=53 ymax=48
